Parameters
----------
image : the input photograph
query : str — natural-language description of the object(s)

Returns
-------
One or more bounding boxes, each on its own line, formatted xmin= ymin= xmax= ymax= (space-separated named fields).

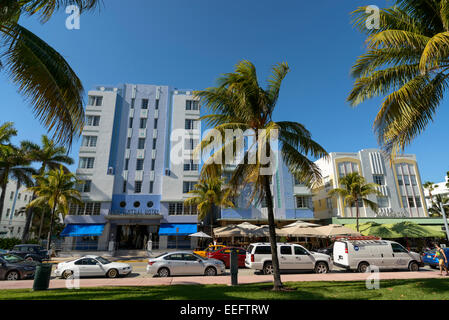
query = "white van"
xmin=333 ymin=239 xmax=423 ymax=272
xmin=245 ymin=243 xmax=332 ymax=274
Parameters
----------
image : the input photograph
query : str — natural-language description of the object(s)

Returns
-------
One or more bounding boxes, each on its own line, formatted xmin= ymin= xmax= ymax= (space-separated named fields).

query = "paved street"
xmin=0 ymin=259 xmax=445 ymax=290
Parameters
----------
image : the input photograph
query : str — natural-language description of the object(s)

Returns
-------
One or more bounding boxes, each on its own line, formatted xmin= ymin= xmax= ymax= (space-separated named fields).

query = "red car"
xmin=207 ymin=247 xmax=247 ymax=268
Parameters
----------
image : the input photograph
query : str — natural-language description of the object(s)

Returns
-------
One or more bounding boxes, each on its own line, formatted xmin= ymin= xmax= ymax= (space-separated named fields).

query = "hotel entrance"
xmin=116 ymin=225 xmax=159 ymax=250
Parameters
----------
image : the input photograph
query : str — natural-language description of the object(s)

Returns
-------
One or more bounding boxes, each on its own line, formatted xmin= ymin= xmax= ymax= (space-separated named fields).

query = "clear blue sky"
xmin=2 ymin=0 xmax=448 ymax=182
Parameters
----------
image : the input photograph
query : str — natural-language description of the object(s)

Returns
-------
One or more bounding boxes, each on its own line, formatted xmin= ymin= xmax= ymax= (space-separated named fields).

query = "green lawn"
xmin=1 ymin=279 xmax=448 ymax=300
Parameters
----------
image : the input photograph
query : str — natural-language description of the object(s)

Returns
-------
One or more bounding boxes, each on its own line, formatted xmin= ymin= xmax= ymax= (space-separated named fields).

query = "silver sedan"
xmin=146 ymin=251 xmax=226 ymax=277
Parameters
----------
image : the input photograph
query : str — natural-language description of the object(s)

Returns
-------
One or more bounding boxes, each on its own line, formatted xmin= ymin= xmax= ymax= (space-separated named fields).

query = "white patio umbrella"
xmin=188 ymin=231 xmax=212 ymax=238
xmin=283 ymin=220 xmax=320 ymax=228
xmin=277 ymin=226 xmax=323 ymax=237
xmin=313 ymin=224 xmax=361 ymax=237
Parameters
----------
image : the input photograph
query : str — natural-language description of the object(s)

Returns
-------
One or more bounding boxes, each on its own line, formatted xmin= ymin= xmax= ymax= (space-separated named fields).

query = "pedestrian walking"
xmin=434 ymin=243 xmax=449 ymax=276
xmin=147 ymin=236 xmax=153 ymax=257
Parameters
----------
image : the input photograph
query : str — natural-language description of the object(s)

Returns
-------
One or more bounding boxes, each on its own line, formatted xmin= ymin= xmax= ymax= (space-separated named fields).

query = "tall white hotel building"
xmin=63 ymin=84 xmax=201 ymax=251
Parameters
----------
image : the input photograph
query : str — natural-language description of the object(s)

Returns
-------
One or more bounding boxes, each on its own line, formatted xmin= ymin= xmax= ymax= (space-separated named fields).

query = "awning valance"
xmin=60 ymin=224 xmax=105 ymax=237
xmin=158 ymin=223 xmax=197 ymax=236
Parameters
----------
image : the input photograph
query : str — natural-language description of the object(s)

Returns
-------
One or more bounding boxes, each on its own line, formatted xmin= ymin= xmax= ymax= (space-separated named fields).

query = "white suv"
xmin=245 ymin=242 xmax=332 ymax=274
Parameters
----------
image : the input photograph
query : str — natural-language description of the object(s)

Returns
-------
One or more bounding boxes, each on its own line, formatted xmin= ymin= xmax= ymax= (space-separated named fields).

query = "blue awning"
xmin=159 ymin=223 xmax=197 ymax=236
xmin=60 ymin=224 xmax=105 ymax=237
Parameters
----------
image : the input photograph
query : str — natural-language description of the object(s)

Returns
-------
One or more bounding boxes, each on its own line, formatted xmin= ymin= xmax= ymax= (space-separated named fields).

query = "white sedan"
xmin=54 ymin=255 xmax=132 ymax=279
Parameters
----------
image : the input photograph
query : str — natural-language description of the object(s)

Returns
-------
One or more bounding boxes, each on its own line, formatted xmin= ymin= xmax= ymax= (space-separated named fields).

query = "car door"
xmin=389 ymin=243 xmax=411 ymax=269
xmin=293 ymin=246 xmax=314 ymax=270
xmin=0 ymin=257 xmax=7 ymax=279
xmin=85 ymin=258 xmax=105 ymax=276
xmin=219 ymin=249 xmax=231 ymax=267
xmin=237 ymin=249 xmax=247 ymax=267
xmin=278 ymin=245 xmax=296 ymax=270
xmin=73 ymin=258 xmax=89 ymax=277
xmin=164 ymin=254 xmax=184 ymax=275
xmin=182 ymin=253 xmax=204 ymax=275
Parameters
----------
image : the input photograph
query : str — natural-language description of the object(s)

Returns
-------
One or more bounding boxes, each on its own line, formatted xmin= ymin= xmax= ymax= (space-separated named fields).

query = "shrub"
xmin=0 ymin=238 xmax=22 ymax=250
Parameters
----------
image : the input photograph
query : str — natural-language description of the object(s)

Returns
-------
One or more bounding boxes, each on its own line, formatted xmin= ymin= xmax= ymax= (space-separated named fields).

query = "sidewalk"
xmin=0 ymin=270 xmax=444 ymax=290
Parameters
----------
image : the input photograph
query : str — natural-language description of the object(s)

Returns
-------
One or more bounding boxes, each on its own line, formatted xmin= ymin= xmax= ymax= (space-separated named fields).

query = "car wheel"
xmin=62 ymin=270 xmax=74 ymax=279
xmin=106 ymin=269 xmax=119 ymax=278
xmin=205 ymin=267 xmax=217 ymax=276
xmin=158 ymin=267 xmax=170 ymax=278
xmin=25 ymin=257 xmax=34 ymax=262
xmin=357 ymin=262 xmax=370 ymax=273
xmin=263 ymin=262 xmax=273 ymax=275
xmin=314 ymin=262 xmax=329 ymax=274
xmin=409 ymin=261 xmax=420 ymax=272
xmin=6 ymin=271 xmax=20 ymax=281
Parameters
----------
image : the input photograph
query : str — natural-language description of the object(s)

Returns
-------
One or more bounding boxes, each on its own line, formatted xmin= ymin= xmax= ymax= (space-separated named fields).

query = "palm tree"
xmin=194 ymin=60 xmax=328 ymax=290
xmin=423 ymin=181 xmax=438 ymax=204
xmin=328 ymin=172 xmax=382 ymax=232
xmin=429 ymin=194 xmax=449 ymax=217
xmin=0 ymin=122 xmax=17 ymax=154
xmin=348 ymin=1 xmax=449 ymax=157
xmin=184 ymin=177 xmax=234 ymax=237
xmin=0 ymin=146 xmax=36 ymax=225
xmin=20 ymin=136 xmax=74 ymax=242
xmin=27 ymin=166 xmax=82 ymax=251
xmin=0 ymin=0 xmax=101 ymax=145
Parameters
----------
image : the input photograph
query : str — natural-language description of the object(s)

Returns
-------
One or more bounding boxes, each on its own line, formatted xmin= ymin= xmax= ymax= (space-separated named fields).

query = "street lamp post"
xmin=439 ymin=202 xmax=449 ymax=241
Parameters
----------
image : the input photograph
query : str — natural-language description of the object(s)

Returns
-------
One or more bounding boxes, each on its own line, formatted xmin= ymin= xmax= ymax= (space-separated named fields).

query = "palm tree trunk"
xmin=356 ymin=198 xmax=360 ymax=232
xmin=38 ymin=209 xmax=46 ymax=239
xmin=263 ymin=175 xmax=283 ymax=290
xmin=0 ymin=181 xmax=7 ymax=226
xmin=46 ymin=201 xmax=57 ymax=251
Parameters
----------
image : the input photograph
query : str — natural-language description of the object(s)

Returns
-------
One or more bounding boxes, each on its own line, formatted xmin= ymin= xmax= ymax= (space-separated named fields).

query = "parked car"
xmin=54 ymin=256 xmax=132 ymax=279
xmin=0 ymin=249 xmax=7 ymax=254
xmin=422 ymin=249 xmax=449 ymax=269
xmin=207 ymin=247 xmax=247 ymax=268
xmin=245 ymin=243 xmax=332 ymax=274
xmin=9 ymin=244 xmax=49 ymax=262
xmin=0 ymin=253 xmax=37 ymax=281
xmin=193 ymin=245 xmax=227 ymax=258
xmin=147 ymin=251 xmax=226 ymax=277
xmin=333 ymin=239 xmax=423 ymax=272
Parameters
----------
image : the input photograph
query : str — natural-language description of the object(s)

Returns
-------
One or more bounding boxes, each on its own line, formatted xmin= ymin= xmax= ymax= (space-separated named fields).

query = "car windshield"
xmin=95 ymin=256 xmax=111 ymax=264
xmin=1 ymin=254 xmax=24 ymax=263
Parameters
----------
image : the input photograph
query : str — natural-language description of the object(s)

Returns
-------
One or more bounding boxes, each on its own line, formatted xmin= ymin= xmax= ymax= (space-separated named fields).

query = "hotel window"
xmin=17 ymin=193 xmax=21 ymax=200
xmin=126 ymin=138 xmax=131 ymax=149
xmin=79 ymin=157 xmax=95 ymax=169
xmin=155 ymin=99 xmax=159 ymax=110
xmin=136 ymin=159 xmax=144 ymax=171
xmin=350 ymin=199 xmax=364 ymax=208
xmin=149 ymin=181 xmax=154 ymax=194
xmin=326 ymin=198 xmax=333 ymax=209
xmin=152 ymin=138 xmax=157 ymax=149
xmin=377 ymin=196 xmax=389 ymax=208
xmin=124 ymin=159 xmax=129 ymax=170
xmin=9 ymin=191 xmax=13 ymax=200
xmin=151 ymin=159 xmax=155 ymax=171
xmin=154 ymin=118 xmax=158 ymax=129
xmin=185 ymin=119 xmax=194 ymax=130
xmin=141 ymin=99 xmax=149 ymax=109
xmin=88 ymin=95 xmax=103 ymax=106
xmin=186 ymin=100 xmax=199 ymax=110
xmin=139 ymin=118 xmax=147 ymax=129
xmin=135 ymin=181 xmax=142 ymax=193
xmin=129 ymin=117 xmax=133 ymax=128
xmin=131 ymin=98 xmax=135 ymax=109
xmin=82 ymin=136 xmax=97 ymax=147
xmin=415 ymin=196 xmax=422 ymax=207
xmin=86 ymin=115 xmax=100 ymax=126
xmin=398 ymin=176 xmax=403 ymax=186
xmin=138 ymin=138 xmax=145 ymax=149
xmin=184 ymin=160 xmax=199 ymax=171
xmin=373 ymin=174 xmax=384 ymax=186
xmin=185 ymin=138 xmax=197 ymax=150
xmin=403 ymin=175 xmax=410 ymax=186
xmin=80 ymin=180 xmax=91 ymax=193
xmin=5 ymin=209 xmax=10 ymax=217
xmin=408 ymin=196 xmax=415 ymax=208
xmin=410 ymin=175 xmax=417 ymax=186
xmin=295 ymin=196 xmax=309 ymax=209
xmin=338 ymin=162 xmax=359 ymax=178
xmin=183 ymin=181 xmax=196 ymax=193
xmin=24 ymin=195 xmax=27 ymax=201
